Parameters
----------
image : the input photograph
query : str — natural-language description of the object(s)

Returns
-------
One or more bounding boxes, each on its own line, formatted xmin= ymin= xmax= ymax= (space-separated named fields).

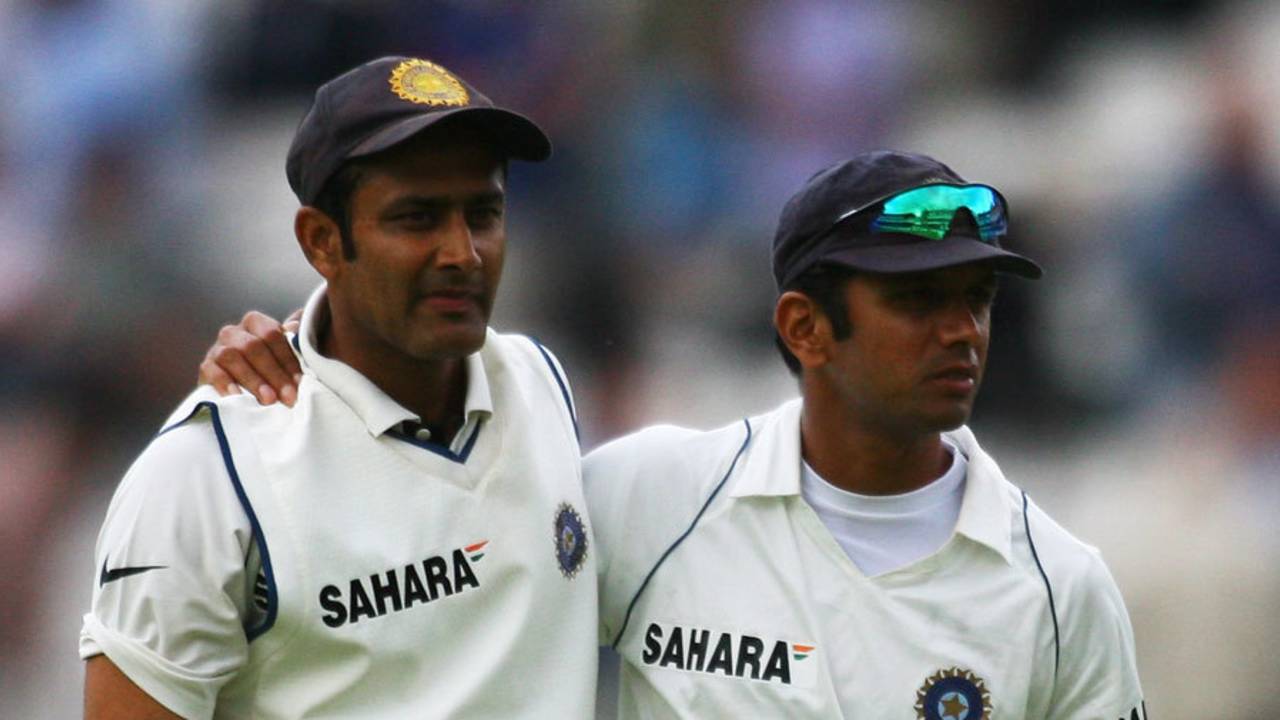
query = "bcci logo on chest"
xmin=915 ymin=667 xmax=991 ymax=720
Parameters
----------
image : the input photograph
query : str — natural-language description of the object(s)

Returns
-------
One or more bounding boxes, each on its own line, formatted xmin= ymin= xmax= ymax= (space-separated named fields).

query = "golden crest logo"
xmin=389 ymin=59 xmax=469 ymax=106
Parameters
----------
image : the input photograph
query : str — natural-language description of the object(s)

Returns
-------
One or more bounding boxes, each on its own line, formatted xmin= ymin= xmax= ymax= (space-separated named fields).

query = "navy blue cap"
xmin=286 ymin=56 xmax=551 ymax=205
xmin=772 ymin=150 xmax=1042 ymax=289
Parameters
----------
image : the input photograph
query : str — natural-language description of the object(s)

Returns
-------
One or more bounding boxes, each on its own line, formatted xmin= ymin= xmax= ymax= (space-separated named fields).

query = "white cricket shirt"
xmin=587 ymin=398 xmax=1145 ymax=719
xmin=82 ymin=284 xmax=598 ymax=719
xmin=801 ymin=438 xmax=967 ymax=577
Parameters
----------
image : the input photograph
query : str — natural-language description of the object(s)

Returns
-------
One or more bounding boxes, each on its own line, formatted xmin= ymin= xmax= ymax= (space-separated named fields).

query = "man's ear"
xmin=295 ymin=207 xmax=344 ymax=280
xmin=775 ymin=291 xmax=833 ymax=371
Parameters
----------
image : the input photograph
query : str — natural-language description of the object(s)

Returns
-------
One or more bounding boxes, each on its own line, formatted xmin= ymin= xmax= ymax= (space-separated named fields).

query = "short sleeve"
xmin=583 ymin=447 xmax=623 ymax=646
xmin=1047 ymin=549 xmax=1147 ymax=719
xmin=80 ymin=417 xmax=256 ymax=720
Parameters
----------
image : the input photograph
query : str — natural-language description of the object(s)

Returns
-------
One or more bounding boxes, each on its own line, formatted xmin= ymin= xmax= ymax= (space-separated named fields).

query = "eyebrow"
xmin=382 ymin=192 xmax=505 ymax=212
xmin=463 ymin=191 xmax=505 ymax=206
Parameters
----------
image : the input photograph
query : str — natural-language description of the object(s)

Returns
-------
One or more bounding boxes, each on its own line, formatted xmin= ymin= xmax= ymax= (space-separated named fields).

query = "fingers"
xmin=198 ymin=353 xmax=241 ymax=398
xmin=243 ymin=311 xmax=304 ymax=389
xmin=233 ymin=312 xmax=297 ymax=406
xmin=206 ymin=329 xmax=280 ymax=405
xmin=196 ymin=312 xmax=301 ymax=407
xmin=283 ymin=307 xmax=303 ymax=335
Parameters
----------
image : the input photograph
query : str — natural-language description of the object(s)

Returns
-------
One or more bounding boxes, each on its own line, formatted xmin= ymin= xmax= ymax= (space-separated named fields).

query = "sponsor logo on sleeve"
xmin=640 ymin=621 xmax=817 ymax=688
xmin=317 ymin=540 xmax=485 ymax=628
xmin=99 ymin=555 xmax=166 ymax=587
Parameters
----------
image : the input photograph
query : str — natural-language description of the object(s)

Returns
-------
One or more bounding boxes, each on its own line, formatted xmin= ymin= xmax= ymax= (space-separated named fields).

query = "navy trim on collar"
xmin=385 ymin=421 xmax=482 ymax=464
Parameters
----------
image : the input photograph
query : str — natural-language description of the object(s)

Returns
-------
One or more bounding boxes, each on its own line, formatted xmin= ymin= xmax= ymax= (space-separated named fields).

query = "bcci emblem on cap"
xmin=914 ymin=667 xmax=992 ymax=720
xmin=388 ymin=58 xmax=469 ymax=106
xmin=554 ymin=503 xmax=588 ymax=579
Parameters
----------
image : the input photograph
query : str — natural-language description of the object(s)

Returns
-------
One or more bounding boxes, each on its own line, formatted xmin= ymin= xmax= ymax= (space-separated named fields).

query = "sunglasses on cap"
xmin=835 ymin=183 xmax=1008 ymax=243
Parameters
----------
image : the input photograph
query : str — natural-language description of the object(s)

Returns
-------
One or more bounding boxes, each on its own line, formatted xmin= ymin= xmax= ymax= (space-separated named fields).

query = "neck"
xmin=319 ymin=311 xmax=469 ymax=440
xmin=799 ymin=387 xmax=951 ymax=496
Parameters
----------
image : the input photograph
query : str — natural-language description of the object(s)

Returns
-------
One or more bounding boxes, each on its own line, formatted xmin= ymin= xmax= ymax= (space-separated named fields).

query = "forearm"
xmin=84 ymin=655 xmax=185 ymax=720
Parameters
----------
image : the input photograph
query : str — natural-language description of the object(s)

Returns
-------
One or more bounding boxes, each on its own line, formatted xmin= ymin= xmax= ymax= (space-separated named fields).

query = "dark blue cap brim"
xmin=819 ymin=235 xmax=1043 ymax=279
xmin=349 ymin=105 xmax=551 ymax=162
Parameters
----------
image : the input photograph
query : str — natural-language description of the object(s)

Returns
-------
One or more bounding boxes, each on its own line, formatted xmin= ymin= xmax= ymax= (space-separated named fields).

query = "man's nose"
xmin=434 ymin=211 xmax=482 ymax=270
xmin=937 ymin=300 xmax=983 ymax=347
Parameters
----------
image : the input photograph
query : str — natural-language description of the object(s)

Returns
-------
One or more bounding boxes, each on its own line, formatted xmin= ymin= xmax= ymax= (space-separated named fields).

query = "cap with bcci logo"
xmin=286 ymin=56 xmax=552 ymax=205
xmin=772 ymin=150 xmax=1042 ymax=290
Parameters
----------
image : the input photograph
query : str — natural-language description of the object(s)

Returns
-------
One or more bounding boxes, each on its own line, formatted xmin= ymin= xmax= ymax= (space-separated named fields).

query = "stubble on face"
xmin=326 ymin=129 xmax=507 ymax=371
xmin=824 ymin=264 xmax=996 ymax=440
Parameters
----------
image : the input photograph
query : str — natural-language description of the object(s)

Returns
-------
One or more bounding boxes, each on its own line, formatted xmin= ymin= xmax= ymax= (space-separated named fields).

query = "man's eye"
xmin=395 ymin=211 xmax=436 ymax=224
xmin=467 ymin=207 xmax=504 ymax=226
xmin=897 ymin=288 xmax=937 ymax=307
xmin=969 ymin=287 xmax=998 ymax=307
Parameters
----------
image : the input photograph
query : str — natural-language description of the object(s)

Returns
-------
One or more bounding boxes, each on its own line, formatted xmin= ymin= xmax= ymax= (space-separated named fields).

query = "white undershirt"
xmin=801 ymin=439 xmax=967 ymax=577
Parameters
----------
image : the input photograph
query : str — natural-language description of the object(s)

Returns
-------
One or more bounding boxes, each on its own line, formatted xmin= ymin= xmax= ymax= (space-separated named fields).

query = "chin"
xmin=407 ymin=324 xmax=488 ymax=360
xmin=923 ymin=405 xmax=972 ymax=433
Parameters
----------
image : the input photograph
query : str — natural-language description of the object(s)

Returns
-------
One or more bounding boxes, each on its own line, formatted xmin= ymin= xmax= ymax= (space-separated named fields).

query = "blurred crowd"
xmin=1 ymin=1 xmax=1277 ymax=717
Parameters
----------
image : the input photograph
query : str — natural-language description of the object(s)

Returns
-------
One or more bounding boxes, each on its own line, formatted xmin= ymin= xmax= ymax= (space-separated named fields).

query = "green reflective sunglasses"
xmin=840 ymin=183 xmax=1008 ymax=242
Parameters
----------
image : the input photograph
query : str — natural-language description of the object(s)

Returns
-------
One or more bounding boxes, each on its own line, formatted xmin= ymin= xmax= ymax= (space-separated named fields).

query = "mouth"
xmin=925 ymin=364 xmax=979 ymax=394
xmin=418 ymin=287 xmax=483 ymax=315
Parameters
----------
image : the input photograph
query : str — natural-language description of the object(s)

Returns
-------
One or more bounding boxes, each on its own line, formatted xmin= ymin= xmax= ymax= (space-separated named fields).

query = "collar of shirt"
xmin=294 ymin=283 xmax=494 ymax=439
xmin=730 ymin=397 xmax=1012 ymax=564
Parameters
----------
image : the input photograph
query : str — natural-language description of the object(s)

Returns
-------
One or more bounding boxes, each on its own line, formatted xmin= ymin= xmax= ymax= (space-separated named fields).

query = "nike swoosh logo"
xmin=99 ymin=556 xmax=167 ymax=587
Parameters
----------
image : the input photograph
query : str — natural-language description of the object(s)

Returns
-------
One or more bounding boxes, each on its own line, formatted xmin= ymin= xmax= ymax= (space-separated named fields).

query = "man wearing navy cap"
xmin=81 ymin=57 xmax=596 ymax=719
xmin=588 ymin=151 xmax=1146 ymax=718
xmin=196 ymin=149 xmax=1147 ymax=718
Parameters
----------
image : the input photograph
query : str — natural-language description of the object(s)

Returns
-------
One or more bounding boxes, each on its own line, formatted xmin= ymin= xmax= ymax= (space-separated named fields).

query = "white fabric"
xmin=82 ymin=283 xmax=597 ymax=720
xmin=800 ymin=439 xmax=966 ymax=577
xmin=587 ymin=397 xmax=1145 ymax=719
xmin=295 ymin=288 xmax=493 ymax=451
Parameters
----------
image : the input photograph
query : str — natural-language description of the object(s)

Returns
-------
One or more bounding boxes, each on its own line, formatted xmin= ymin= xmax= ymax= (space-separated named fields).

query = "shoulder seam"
xmin=156 ymin=402 xmax=210 ymax=438
xmin=526 ymin=335 xmax=580 ymax=445
xmin=610 ymin=418 xmax=753 ymax=648
xmin=1022 ymin=489 xmax=1061 ymax=678
xmin=200 ymin=401 xmax=280 ymax=642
